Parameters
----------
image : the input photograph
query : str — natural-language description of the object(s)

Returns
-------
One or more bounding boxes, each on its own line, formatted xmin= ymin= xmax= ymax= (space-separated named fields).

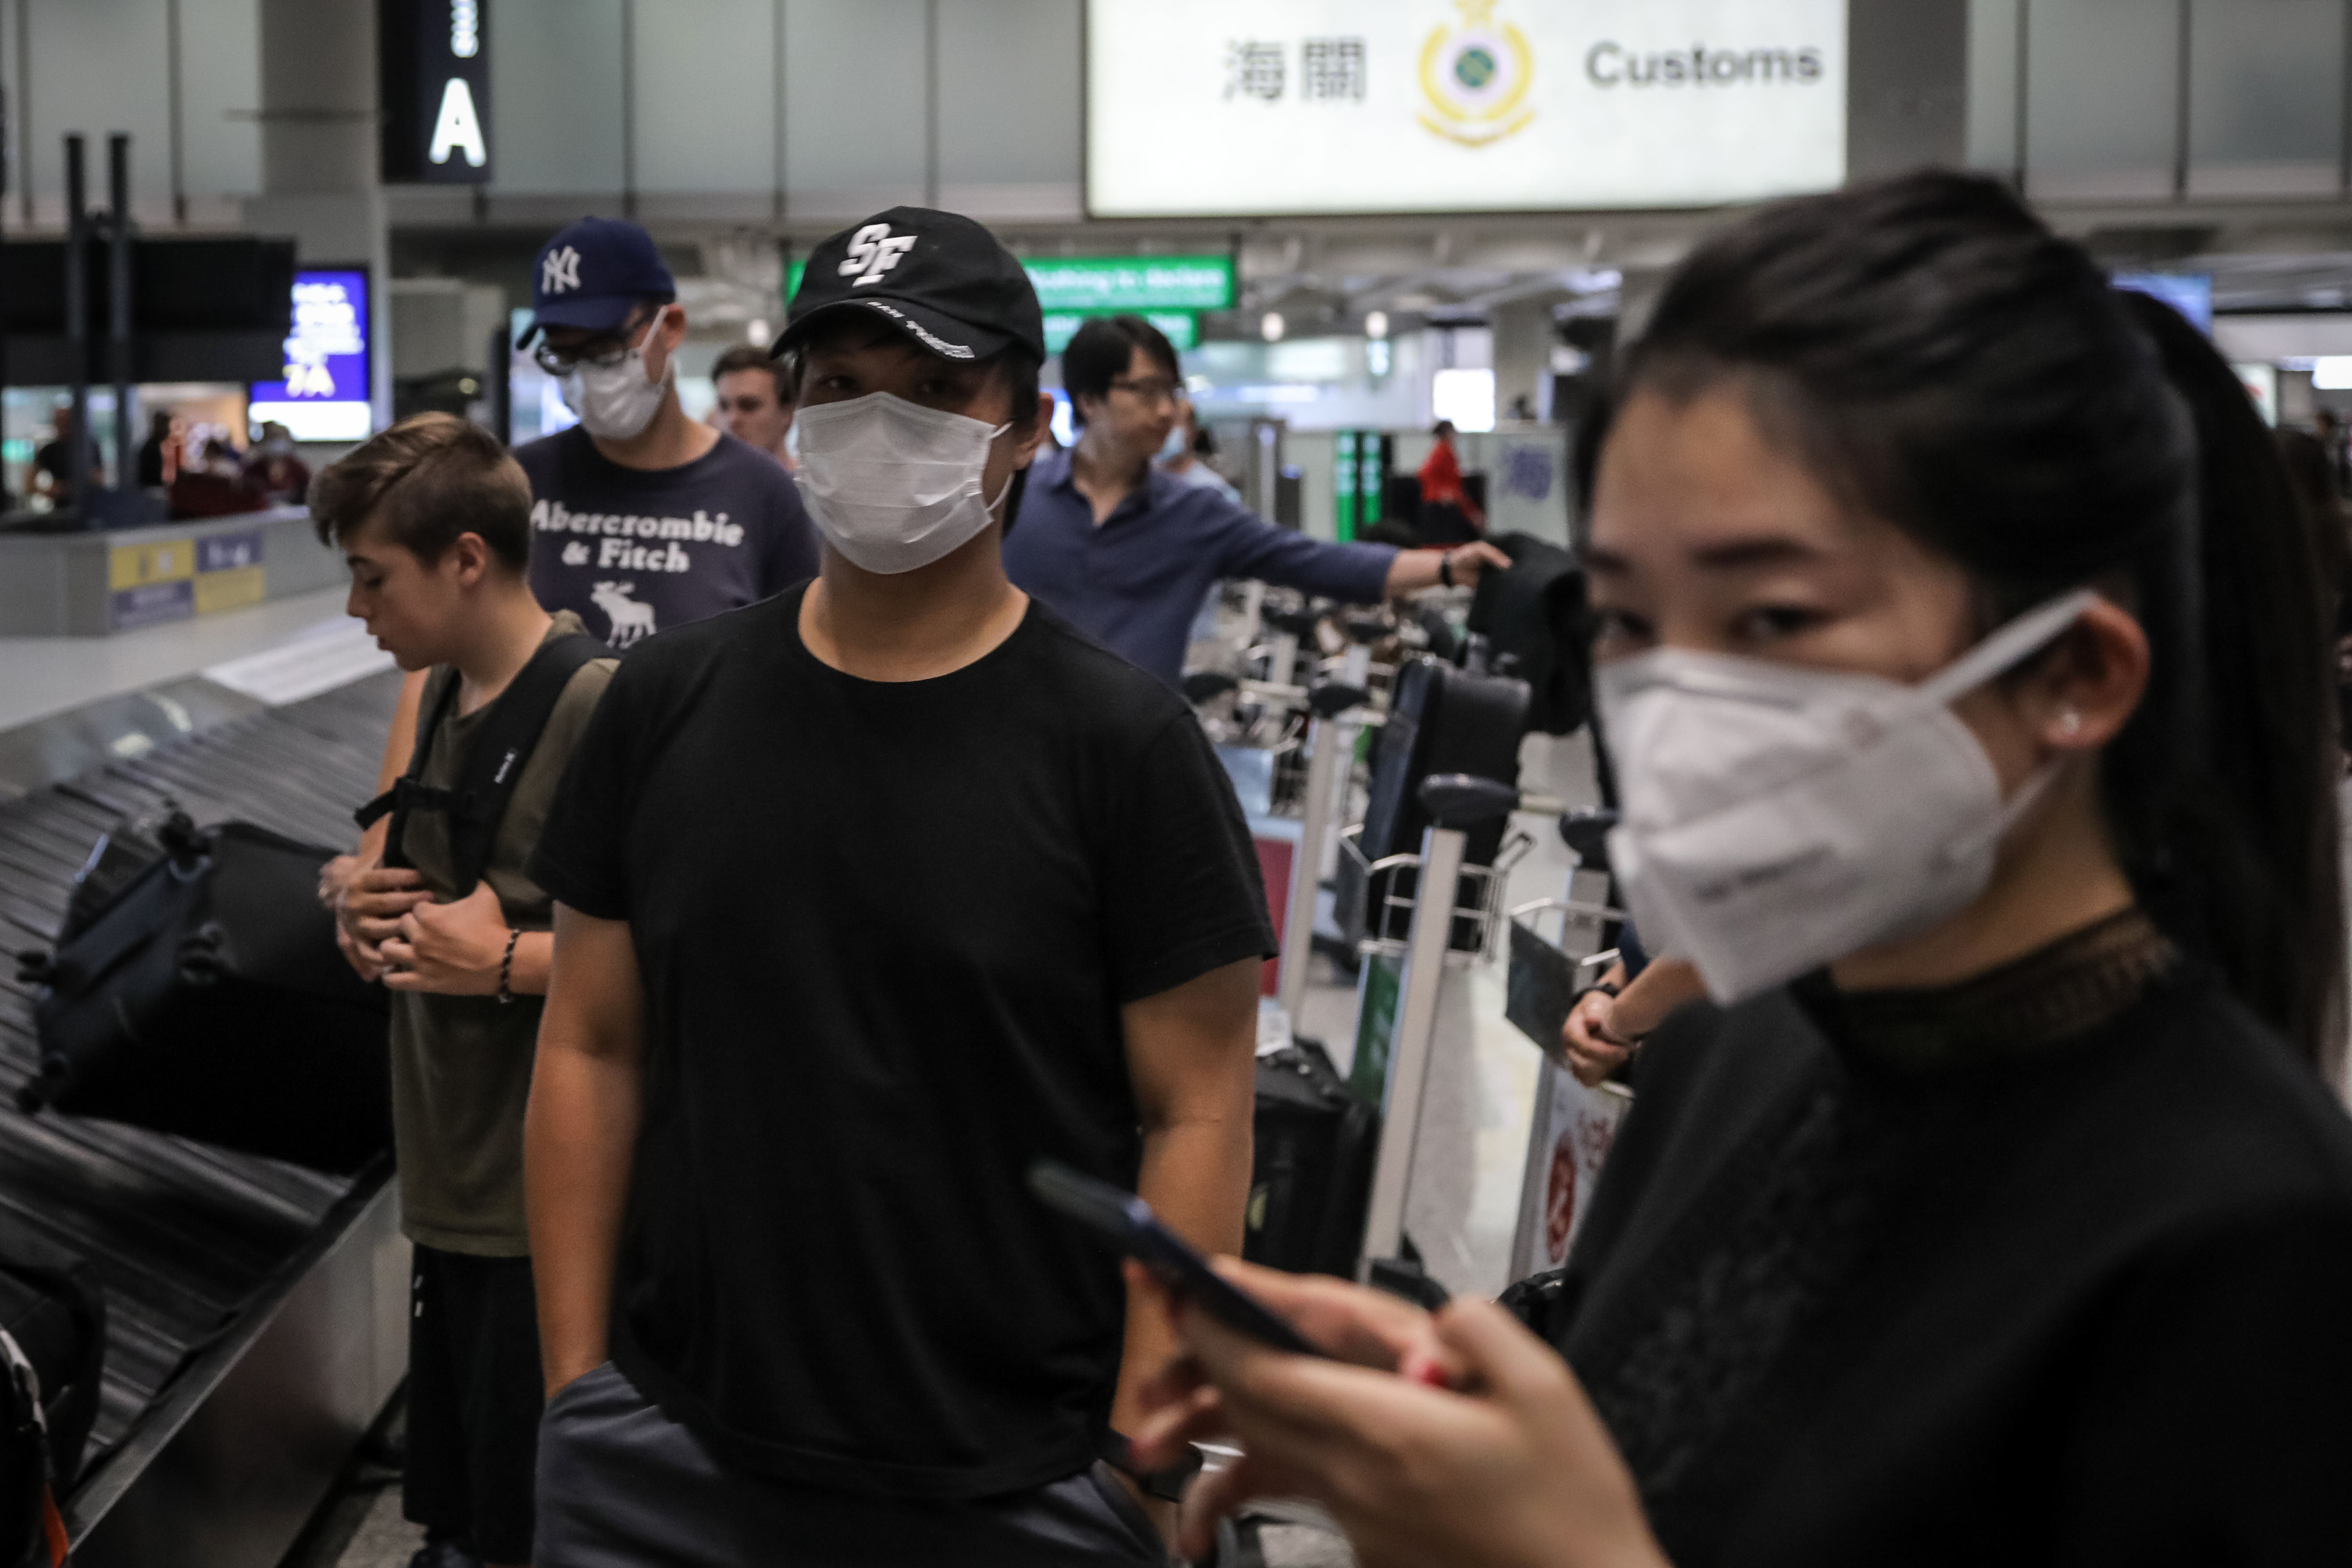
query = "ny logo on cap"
xmin=841 ymin=224 xmax=916 ymax=287
xmin=543 ymin=245 xmax=583 ymax=295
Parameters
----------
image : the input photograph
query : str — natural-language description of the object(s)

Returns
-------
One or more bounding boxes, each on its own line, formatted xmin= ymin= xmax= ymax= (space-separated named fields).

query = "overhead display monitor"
xmin=1086 ymin=0 xmax=1847 ymax=217
xmin=2112 ymin=272 xmax=2212 ymax=335
xmin=249 ymin=269 xmax=374 ymax=443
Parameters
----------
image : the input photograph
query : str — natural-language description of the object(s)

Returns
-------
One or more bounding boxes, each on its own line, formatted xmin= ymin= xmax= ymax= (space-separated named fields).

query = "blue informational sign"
xmin=249 ymin=269 xmax=374 ymax=442
xmin=2113 ymin=272 xmax=2212 ymax=335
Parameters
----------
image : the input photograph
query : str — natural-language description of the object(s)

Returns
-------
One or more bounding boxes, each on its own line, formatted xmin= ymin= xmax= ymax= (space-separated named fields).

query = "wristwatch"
xmin=1438 ymin=550 xmax=1456 ymax=589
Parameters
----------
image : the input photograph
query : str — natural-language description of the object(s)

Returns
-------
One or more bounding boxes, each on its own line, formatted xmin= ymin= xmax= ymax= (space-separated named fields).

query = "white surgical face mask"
xmin=559 ymin=316 xmax=671 ymax=441
xmin=1596 ymin=589 xmax=2097 ymax=1004
xmin=790 ymin=391 xmax=1011 ymax=575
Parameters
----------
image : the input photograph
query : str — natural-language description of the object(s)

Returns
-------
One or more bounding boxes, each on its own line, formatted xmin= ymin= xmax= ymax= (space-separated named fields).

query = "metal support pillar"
xmin=65 ymin=133 xmax=90 ymax=519
xmin=107 ymin=133 xmax=134 ymax=491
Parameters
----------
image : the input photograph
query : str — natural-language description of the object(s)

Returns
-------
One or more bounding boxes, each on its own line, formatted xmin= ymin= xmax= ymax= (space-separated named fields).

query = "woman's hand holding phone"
xmin=1128 ymin=1257 xmax=1669 ymax=1568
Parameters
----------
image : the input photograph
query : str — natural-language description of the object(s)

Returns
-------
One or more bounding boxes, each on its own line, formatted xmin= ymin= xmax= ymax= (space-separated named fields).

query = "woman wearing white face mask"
xmin=1127 ymin=172 xmax=2352 ymax=1568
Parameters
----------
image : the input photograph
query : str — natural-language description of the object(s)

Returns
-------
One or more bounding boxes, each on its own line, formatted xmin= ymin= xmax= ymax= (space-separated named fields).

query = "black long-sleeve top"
xmin=1510 ymin=911 xmax=2352 ymax=1566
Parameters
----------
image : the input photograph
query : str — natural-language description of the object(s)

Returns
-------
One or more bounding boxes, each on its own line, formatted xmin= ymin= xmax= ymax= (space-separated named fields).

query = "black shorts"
xmin=405 ymin=1244 xmax=543 ymax=1564
xmin=537 ymin=1359 xmax=1168 ymax=1566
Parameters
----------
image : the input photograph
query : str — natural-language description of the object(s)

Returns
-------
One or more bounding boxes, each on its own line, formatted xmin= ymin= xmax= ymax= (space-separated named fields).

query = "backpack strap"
xmin=352 ymin=633 xmax=608 ymax=895
xmin=354 ymin=666 xmax=462 ymax=873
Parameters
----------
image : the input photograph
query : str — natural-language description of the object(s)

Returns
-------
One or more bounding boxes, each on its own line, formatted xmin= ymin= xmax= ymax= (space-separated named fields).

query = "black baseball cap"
xmin=777 ymin=207 xmax=1044 ymax=365
xmin=518 ymin=217 xmax=677 ymax=346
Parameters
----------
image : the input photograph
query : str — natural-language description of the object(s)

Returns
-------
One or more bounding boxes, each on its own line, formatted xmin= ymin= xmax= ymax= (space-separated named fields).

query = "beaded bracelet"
xmin=496 ymin=928 xmax=521 ymax=1005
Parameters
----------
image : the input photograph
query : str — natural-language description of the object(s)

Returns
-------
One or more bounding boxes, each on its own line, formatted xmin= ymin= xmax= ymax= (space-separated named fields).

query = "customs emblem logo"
xmin=1419 ymin=0 xmax=1534 ymax=148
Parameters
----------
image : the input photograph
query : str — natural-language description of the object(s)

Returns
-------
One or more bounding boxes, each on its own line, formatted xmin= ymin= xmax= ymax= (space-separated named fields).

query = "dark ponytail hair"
xmin=1602 ymin=170 xmax=2344 ymax=1073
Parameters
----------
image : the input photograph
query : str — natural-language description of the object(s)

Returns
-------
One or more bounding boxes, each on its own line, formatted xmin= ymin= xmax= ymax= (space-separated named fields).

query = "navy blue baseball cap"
xmin=517 ymin=217 xmax=677 ymax=345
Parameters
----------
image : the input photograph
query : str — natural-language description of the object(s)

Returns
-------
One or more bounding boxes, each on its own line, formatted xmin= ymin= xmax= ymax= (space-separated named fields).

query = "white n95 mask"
xmin=790 ymin=391 xmax=1012 ymax=575
xmin=1597 ymin=589 xmax=2097 ymax=1004
xmin=559 ymin=316 xmax=672 ymax=441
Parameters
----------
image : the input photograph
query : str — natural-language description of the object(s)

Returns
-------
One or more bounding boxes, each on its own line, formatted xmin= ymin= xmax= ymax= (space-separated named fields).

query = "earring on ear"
xmin=2055 ymin=708 xmax=2083 ymax=740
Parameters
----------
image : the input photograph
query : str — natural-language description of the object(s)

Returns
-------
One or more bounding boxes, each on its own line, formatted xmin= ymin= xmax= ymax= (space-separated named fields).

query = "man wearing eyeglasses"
xmin=1004 ymin=315 xmax=1507 ymax=688
xmin=515 ymin=217 xmax=818 ymax=649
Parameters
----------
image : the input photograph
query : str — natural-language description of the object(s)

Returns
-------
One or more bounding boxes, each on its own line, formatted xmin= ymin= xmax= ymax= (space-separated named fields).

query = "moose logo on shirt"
xmin=590 ymin=581 xmax=658 ymax=647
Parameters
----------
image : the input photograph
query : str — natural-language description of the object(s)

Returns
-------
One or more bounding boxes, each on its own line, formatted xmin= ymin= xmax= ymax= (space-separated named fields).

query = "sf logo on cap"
xmin=841 ymin=224 xmax=916 ymax=287
xmin=543 ymin=245 xmax=582 ymax=295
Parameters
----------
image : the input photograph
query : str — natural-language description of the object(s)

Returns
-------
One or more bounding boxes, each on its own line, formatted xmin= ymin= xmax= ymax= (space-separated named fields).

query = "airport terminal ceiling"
xmin=11 ymin=0 xmax=2352 ymax=348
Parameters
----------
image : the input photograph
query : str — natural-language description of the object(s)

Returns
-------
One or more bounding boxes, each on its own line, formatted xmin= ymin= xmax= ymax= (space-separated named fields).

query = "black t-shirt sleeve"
xmin=2051 ymin=1199 xmax=2352 ymax=1564
xmin=1100 ymin=713 xmax=1276 ymax=1004
xmin=527 ymin=652 xmax=646 ymax=920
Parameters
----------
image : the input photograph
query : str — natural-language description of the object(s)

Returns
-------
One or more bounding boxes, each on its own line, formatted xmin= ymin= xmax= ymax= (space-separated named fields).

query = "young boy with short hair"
xmin=311 ymin=412 xmax=616 ymax=1568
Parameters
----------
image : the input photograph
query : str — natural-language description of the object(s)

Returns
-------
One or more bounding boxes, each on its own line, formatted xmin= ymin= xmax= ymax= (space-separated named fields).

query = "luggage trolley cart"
xmin=1501 ymin=809 xmax=1638 ymax=1280
xmin=1341 ymin=773 xmax=1533 ymax=1289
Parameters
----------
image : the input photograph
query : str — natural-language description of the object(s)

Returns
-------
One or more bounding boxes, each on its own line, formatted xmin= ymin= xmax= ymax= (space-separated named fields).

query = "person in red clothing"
xmin=1417 ymin=420 xmax=1485 ymax=543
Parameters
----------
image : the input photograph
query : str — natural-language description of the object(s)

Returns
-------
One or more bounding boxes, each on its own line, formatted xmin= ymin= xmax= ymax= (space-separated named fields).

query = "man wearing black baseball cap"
xmin=526 ymin=208 xmax=1271 ymax=1560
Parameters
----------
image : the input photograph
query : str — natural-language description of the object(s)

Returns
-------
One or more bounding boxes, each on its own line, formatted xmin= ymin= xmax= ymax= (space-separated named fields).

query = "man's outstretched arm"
xmin=525 ymin=903 xmax=646 ymax=1398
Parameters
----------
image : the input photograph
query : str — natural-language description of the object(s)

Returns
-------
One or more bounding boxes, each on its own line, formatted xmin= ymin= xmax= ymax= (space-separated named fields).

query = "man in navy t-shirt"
xmin=514 ymin=216 xmax=817 ymax=647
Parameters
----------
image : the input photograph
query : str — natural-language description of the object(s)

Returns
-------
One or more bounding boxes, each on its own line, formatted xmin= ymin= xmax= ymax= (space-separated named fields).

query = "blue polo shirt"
xmin=1004 ymin=449 xmax=1397 ymax=687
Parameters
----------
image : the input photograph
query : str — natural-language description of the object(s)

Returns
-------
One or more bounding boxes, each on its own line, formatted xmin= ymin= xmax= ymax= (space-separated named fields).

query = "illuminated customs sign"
xmin=1087 ymin=0 xmax=1845 ymax=216
xmin=249 ymin=270 xmax=373 ymax=443
xmin=380 ymin=0 xmax=492 ymax=183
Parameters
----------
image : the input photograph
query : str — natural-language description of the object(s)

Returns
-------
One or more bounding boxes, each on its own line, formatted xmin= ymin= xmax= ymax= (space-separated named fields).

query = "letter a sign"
xmin=381 ymin=0 xmax=493 ymax=183
xmin=429 ymin=78 xmax=487 ymax=168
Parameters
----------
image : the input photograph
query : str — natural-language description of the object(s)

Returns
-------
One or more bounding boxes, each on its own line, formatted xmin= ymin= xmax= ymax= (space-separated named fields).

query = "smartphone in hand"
xmin=1027 ymin=1161 xmax=1327 ymax=1358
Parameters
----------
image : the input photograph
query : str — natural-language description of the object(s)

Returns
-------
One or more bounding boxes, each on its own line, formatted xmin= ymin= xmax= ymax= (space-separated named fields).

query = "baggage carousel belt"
xmin=0 ymin=669 xmax=403 ymax=1485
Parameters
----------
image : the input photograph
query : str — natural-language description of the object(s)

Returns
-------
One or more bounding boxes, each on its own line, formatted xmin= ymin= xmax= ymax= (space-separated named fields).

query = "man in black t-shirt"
xmin=514 ymin=216 xmax=817 ymax=647
xmin=526 ymin=209 xmax=1273 ymax=1564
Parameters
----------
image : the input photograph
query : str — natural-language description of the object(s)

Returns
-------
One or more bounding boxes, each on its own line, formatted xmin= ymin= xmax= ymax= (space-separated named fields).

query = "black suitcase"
xmin=1243 ymin=1041 xmax=1380 ymax=1279
xmin=1344 ymin=656 xmax=1529 ymax=949
xmin=0 ymin=1218 xmax=105 ymax=1568
xmin=18 ymin=812 xmax=391 ymax=1173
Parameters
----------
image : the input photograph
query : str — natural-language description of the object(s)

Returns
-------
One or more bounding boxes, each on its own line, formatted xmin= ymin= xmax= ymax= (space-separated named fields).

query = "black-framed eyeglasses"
xmin=1109 ymin=375 xmax=1184 ymax=406
xmin=533 ymin=337 xmax=633 ymax=377
xmin=532 ymin=309 xmax=657 ymax=376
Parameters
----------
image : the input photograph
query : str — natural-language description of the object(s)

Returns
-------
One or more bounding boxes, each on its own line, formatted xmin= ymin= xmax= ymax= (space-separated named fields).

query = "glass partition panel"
xmin=181 ymin=0 xmax=263 ymax=200
xmin=2187 ymin=0 xmax=2343 ymax=197
xmin=492 ymin=0 xmax=626 ymax=195
xmin=783 ymin=0 xmax=928 ymax=215
xmin=22 ymin=0 xmax=174 ymax=214
xmin=1967 ymin=0 xmax=2022 ymax=173
xmin=634 ymin=0 xmax=777 ymax=194
xmin=936 ymin=0 xmax=1080 ymax=198
xmin=2025 ymin=0 xmax=2180 ymax=199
